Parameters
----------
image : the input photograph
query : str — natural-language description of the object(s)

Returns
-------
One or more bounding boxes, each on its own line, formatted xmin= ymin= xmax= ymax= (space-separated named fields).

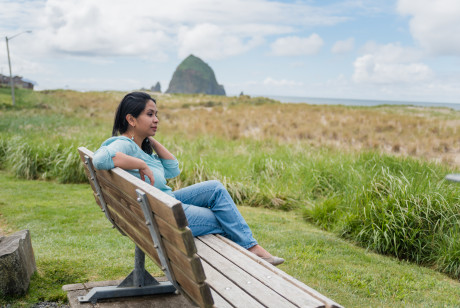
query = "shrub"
xmin=0 ymin=136 xmax=87 ymax=183
xmin=304 ymin=155 xmax=460 ymax=279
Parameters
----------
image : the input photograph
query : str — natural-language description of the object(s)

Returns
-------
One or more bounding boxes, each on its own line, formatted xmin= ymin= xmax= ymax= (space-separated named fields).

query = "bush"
xmin=0 ymin=136 xmax=87 ymax=183
xmin=304 ymin=154 xmax=460 ymax=279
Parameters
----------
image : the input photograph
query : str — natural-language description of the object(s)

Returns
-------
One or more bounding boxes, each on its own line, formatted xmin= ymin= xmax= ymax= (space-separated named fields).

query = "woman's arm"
xmin=148 ymin=137 xmax=175 ymax=160
xmin=112 ymin=152 xmax=155 ymax=184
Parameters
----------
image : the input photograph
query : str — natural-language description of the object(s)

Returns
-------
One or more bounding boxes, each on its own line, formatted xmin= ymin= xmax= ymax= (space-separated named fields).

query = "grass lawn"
xmin=0 ymin=171 xmax=459 ymax=307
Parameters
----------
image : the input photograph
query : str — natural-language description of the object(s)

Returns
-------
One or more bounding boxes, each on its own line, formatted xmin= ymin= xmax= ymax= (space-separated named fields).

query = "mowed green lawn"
xmin=0 ymin=171 xmax=459 ymax=307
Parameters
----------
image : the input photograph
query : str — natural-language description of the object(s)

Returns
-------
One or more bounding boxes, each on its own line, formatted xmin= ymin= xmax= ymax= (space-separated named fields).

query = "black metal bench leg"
xmin=78 ymin=245 xmax=176 ymax=304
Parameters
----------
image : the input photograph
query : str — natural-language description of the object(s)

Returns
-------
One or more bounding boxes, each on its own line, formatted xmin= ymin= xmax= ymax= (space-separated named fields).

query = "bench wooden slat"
xmin=200 ymin=260 xmax=265 ymax=308
xmin=209 ymin=289 xmax=233 ymax=308
xmin=195 ymin=239 xmax=299 ymax=308
xmin=91 ymin=191 xmax=102 ymax=208
xmin=108 ymin=209 xmax=159 ymax=259
xmin=100 ymin=182 xmax=197 ymax=256
xmin=104 ymin=195 xmax=207 ymax=283
xmin=171 ymin=261 xmax=214 ymax=308
xmin=107 ymin=208 xmax=212 ymax=306
xmin=198 ymin=235 xmax=324 ymax=307
xmin=163 ymin=240 xmax=206 ymax=283
xmin=96 ymin=168 xmax=186 ymax=228
xmin=104 ymin=195 xmax=205 ymax=282
xmin=213 ymin=235 xmax=342 ymax=308
xmin=97 ymin=172 xmax=173 ymax=227
xmin=78 ymin=149 xmax=100 ymax=194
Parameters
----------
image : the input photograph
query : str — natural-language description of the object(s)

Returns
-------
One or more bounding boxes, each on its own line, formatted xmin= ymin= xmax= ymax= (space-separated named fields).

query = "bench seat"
xmin=196 ymin=234 xmax=340 ymax=307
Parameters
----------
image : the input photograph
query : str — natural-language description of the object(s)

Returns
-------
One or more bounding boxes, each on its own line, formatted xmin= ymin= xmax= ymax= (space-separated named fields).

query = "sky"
xmin=1 ymin=0 xmax=460 ymax=104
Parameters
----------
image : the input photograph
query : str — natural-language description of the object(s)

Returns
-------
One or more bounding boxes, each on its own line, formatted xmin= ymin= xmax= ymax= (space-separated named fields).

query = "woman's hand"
xmin=148 ymin=137 xmax=175 ymax=160
xmin=112 ymin=152 xmax=155 ymax=185
xmin=139 ymin=164 xmax=155 ymax=185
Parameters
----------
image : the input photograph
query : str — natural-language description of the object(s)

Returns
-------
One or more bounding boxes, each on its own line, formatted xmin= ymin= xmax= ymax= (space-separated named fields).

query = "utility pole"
xmin=5 ymin=36 xmax=15 ymax=106
xmin=5 ymin=31 xmax=32 ymax=106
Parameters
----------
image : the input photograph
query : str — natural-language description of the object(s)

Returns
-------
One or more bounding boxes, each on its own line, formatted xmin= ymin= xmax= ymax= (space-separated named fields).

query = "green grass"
xmin=0 ymin=172 xmax=459 ymax=307
xmin=0 ymin=171 xmax=162 ymax=306
xmin=1 ymin=89 xmax=460 ymax=306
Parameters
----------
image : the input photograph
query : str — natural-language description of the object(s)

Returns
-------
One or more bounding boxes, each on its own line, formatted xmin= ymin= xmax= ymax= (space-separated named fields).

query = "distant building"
xmin=0 ymin=74 xmax=35 ymax=90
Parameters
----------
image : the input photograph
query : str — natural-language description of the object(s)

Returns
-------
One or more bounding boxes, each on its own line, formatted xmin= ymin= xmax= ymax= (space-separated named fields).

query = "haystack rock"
xmin=166 ymin=55 xmax=226 ymax=96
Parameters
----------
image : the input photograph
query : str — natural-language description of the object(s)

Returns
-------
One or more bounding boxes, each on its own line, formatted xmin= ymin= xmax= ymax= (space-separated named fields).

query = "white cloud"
xmin=263 ymin=77 xmax=303 ymax=87
xmin=271 ymin=34 xmax=324 ymax=56
xmin=331 ymin=38 xmax=354 ymax=54
xmin=0 ymin=0 xmax=43 ymax=32
xmin=243 ymin=77 xmax=303 ymax=88
xmin=1 ymin=0 xmax=349 ymax=61
xmin=397 ymin=0 xmax=460 ymax=56
xmin=353 ymin=55 xmax=432 ymax=84
xmin=361 ymin=41 xmax=423 ymax=62
xmin=353 ymin=43 xmax=433 ymax=84
xmin=34 ymin=0 xmax=173 ymax=58
xmin=177 ymin=24 xmax=263 ymax=60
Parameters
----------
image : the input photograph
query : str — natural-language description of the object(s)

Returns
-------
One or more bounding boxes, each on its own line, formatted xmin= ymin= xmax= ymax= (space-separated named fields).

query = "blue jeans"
xmin=173 ymin=180 xmax=257 ymax=249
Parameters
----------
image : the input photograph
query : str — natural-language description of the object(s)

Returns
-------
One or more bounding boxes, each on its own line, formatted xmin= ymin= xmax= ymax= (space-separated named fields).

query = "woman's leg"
xmin=173 ymin=180 xmax=258 ymax=249
xmin=179 ymin=202 xmax=226 ymax=237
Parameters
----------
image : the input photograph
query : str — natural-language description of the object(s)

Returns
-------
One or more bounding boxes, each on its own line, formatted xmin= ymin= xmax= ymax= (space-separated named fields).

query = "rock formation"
xmin=166 ymin=55 xmax=225 ymax=96
xmin=151 ymin=82 xmax=161 ymax=93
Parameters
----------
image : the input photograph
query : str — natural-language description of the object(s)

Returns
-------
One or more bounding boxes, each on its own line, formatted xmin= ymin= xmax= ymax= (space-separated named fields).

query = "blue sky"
xmin=1 ymin=0 xmax=460 ymax=103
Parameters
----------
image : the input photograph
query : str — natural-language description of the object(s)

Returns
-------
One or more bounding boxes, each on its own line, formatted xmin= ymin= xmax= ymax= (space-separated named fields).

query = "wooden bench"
xmin=77 ymin=147 xmax=342 ymax=308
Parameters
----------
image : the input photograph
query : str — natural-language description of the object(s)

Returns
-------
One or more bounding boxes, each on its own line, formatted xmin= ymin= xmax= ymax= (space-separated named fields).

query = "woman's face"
xmin=132 ymin=100 xmax=159 ymax=138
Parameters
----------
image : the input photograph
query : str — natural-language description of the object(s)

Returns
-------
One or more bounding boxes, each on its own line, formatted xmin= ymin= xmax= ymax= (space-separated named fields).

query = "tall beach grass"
xmin=303 ymin=152 xmax=460 ymax=278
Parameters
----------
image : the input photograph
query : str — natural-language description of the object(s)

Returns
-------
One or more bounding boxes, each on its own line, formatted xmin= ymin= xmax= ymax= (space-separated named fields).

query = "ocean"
xmin=263 ymin=95 xmax=460 ymax=111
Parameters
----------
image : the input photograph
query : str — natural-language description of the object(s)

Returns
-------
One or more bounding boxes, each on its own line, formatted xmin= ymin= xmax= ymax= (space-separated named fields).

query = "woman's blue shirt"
xmin=92 ymin=136 xmax=180 ymax=197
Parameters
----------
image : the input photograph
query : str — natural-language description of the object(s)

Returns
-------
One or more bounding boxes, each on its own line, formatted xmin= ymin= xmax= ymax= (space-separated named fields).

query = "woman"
xmin=93 ymin=92 xmax=284 ymax=266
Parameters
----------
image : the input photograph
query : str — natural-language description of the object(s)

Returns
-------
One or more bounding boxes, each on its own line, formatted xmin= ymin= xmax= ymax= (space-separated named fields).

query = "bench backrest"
xmin=78 ymin=147 xmax=213 ymax=308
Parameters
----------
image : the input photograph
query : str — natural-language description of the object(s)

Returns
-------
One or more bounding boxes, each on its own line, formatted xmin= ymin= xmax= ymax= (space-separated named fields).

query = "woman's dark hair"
xmin=112 ymin=91 xmax=156 ymax=155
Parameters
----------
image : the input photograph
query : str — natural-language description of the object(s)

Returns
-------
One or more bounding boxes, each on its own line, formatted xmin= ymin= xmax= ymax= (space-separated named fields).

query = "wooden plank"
xmin=77 ymin=148 xmax=102 ymax=201
xmin=91 ymin=191 xmax=102 ymax=209
xmin=101 ymin=185 xmax=196 ymax=257
xmin=102 ymin=185 xmax=206 ymax=279
xmin=195 ymin=240 xmax=298 ymax=308
xmin=99 ymin=210 xmax=212 ymax=308
xmin=108 ymin=210 xmax=196 ymax=280
xmin=209 ymin=289 xmax=233 ymax=308
xmin=98 ymin=176 xmax=145 ymax=217
xmin=213 ymin=235 xmax=342 ymax=308
xmin=172 ymin=263 xmax=214 ymax=308
xmin=97 ymin=167 xmax=187 ymax=228
xmin=104 ymin=197 xmax=206 ymax=283
xmin=104 ymin=193 xmax=207 ymax=284
xmin=198 ymin=235 xmax=327 ymax=308
xmin=108 ymin=209 xmax=160 ymax=263
xmin=163 ymin=239 xmax=206 ymax=283
xmin=200 ymin=261 xmax=265 ymax=308
xmin=155 ymin=216 xmax=196 ymax=256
